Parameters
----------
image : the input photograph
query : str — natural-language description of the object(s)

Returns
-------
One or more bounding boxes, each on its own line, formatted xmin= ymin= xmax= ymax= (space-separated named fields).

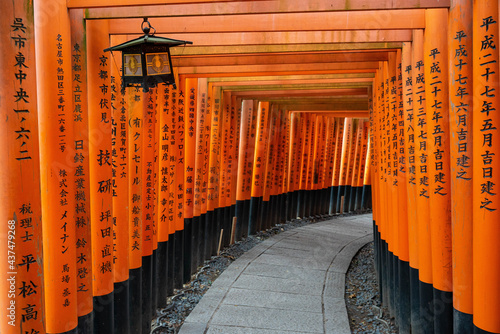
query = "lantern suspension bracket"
xmin=104 ymin=17 xmax=192 ymax=92
xmin=141 ymin=18 xmax=156 ymax=38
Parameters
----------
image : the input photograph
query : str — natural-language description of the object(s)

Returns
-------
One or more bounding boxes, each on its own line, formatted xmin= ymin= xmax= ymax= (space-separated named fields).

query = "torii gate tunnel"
xmin=1 ymin=0 xmax=499 ymax=333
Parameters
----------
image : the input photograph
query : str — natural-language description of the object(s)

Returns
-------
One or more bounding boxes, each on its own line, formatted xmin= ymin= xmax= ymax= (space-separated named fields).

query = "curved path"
xmin=179 ymin=214 xmax=374 ymax=334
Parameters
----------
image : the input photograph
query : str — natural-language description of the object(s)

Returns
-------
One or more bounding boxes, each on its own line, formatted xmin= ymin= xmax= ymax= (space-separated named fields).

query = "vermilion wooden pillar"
xmin=330 ymin=118 xmax=344 ymax=214
xmin=87 ymin=19 xmax=115 ymax=334
xmin=157 ymin=83 xmax=171 ymax=303
xmin=288 ymin=112 xmax=300 ymax=218
xmin=1 ymin=2 xmax=45 ymax=334
xmin=109 ymin=34 xmax=130 ymax=334
xmin=127 ymin=82 xmax=144 ymax=334
xmin=236 ymin=99 xmax=254 ymax=238
xmin=194 ymin=78 xmax=208 ymax=264
xmin=184 ymin=78 xmax=197 ymax=273
xmin=337 ymin=118 xmax=353 ymax=214
xmin=473 ymin=1 xmax=500 ymax=333
xmin=402 ymin=40 xmax=420 ymax=334
xmin=249 ymin=102 xmax=270 ymax=234
xmin=413 ymin=28 xmax=434 ymax=333
xmin=207 ymin=85 xmax=222 ymax=255
xmin=396 ymin=48 xmax=411 ymax=334
xmin=35 ymin=1 xmax=79 ymax=332
xmin=424 ymin=9 xmax=453 ymax=333
xmin=449 ymin=0 xmax=473 ymax=332
xmin=141 ymin=88 xmax=157 ymax=333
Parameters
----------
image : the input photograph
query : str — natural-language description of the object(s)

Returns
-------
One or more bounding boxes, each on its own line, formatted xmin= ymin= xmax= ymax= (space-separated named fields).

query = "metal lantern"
xmin=104 ymin=18 xmax=192 ymax=92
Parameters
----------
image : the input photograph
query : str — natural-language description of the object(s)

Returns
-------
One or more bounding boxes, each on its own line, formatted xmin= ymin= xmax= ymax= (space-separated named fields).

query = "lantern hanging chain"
xmin=141 ymin=17 xmax=156 ymax=36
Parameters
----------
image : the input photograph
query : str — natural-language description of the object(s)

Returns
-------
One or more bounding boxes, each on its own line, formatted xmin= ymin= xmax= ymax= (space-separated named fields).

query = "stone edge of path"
xmin=179 ymin=214 xmax=374 ymax=334
xmin=322 ymin=233 xmax=373 ymax=334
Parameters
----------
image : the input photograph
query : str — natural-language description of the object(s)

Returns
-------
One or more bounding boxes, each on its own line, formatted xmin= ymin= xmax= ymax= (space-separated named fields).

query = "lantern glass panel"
xmin=123 ymin=53 xmax=142 ymax=76
xmin=146 ymin=52 xmax=171 ymax=76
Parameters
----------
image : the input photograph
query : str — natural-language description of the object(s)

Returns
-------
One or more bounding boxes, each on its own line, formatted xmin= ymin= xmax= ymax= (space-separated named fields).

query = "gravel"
xmin=151 ymin=211 xmax=389 ymax=334
xmin=345 ymin=242 xmax=398 ymax=333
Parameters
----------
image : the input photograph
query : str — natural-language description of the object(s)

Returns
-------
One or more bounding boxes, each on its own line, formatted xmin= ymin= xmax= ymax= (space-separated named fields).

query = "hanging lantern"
xmin=104 ymin=18 xmax=192 ymax=92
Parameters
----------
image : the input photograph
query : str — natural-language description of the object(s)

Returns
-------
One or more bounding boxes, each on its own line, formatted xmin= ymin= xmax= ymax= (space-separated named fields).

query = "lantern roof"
xmin=104 ymin=34 xmax=192 ymax=52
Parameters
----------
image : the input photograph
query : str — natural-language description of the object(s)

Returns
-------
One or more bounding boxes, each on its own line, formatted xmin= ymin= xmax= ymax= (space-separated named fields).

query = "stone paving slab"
xmin=180 ymin=213 xmax=374 ymax=334
xmin=222 ymin=288 xmax=323 ymax=313
xmin=210 ymin=304 xmax=324 ymax=333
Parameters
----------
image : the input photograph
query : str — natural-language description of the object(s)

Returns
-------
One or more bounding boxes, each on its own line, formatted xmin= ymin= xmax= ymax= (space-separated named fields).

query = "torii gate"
xmin=1 ymin=1 xmax=499 ymax=334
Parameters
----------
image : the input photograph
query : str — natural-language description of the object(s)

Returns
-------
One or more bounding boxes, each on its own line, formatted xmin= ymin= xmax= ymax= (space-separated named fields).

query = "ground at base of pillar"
xmin=345 ymin=242 xmax=398 ymax=333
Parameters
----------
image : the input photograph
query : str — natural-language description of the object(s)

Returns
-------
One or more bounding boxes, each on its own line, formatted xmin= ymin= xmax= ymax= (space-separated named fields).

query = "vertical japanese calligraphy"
xmin=449 ymin=0 xmax=473 ymax=331
xmin=69 ymin=10 xmax=94 ymax=329
xmin=1 ymin=2 xmax=45 ymax=333
xmin=473 ymin=2 xmax=500 ymax=333
xmin=86 ymin=19 xmax=114 ymax=333
xmin=35 ymin=0 xmax=78 ymax=332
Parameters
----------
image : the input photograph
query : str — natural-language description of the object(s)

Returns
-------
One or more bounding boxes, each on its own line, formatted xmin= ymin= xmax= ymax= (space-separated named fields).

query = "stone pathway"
xmin=179 ymin=214 xmax=374 ymax=334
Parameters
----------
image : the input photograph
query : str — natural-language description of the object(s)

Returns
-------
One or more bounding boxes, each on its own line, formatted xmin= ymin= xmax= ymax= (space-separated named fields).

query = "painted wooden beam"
xmin=108 ymin=10 xmax=425 ymax=34
xmin=230 ymin=88 xmax=368 ymax=98
xmin=177 ymin=62 xmax=380 ymax=76
xmin=210 ymin=77 xmax=373 ymax=87
xmin=82 ymin=0 xmax=449 ymax=17
xmin=116 ymin=30 xmax=413 ymax=46
xmin=172 ymin=51 xmax=392 ymax=67
xmin=169 ymin=43 xmax=403 ymax=56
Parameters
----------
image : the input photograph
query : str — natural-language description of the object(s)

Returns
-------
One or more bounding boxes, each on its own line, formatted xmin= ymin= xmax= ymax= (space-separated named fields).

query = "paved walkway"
xmin=179 ymin=214 xmax=374 ymax=334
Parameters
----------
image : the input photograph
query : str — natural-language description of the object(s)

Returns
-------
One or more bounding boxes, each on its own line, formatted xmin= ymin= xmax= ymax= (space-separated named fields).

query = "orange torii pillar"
xmin=353 ymin=121 xmax=369 ymax=211
xmin=207 ymin=85 xmax=222 ymax=255
xmin=173 ymin=77 xmax=189 ymax=284
xmin=35 ymin=0 xmax=80 ymax=332
xmin=402 ymin=40 xmax=421 ymax=333
xmin=229 ymin=96 xmax=242 ymax=243
xmin=316 ymin=115 xmax=328 ymax=215
xmin=1 ymin=1 xmax=45 ymax=333
xmin=371 ymin=69 xmax=385 ymax=305
xmin=70 ymin=10 xmax=94 ymax=333
xmin=157 ymin=84 xmax=176 ymax=298
xmin=425 ymin=9 xmax=454 ymax=333
xmin=156 ymin=83 xmax=171 ymax=305
xmin=184 ymin=78 xmax=197 ymax=274
xmin=219 ymin=91 xmax=230 ymax=243
xmin=412 ymin=28 xmax=434 ymax=333
xmin=126 ymin=80 xmax=144 ymax=332
xmin=279 ymin=109 xmax=289 ymax=222
xmin=386 ymin=56 xmax=398 ymax=318
xmin=310 ymin=114 xmax=322 ymax=215
xmin=287 ymin=112 xmax=301 ymax=219
xmin=317 ymin=115 xmax=328 ymax=215
xmin=108 ymin=34 xmax=130 ymax=334
xmin=322 ymin=117 xmax=335 ymax=214
xmin=329 ymin=118 xmax=345 ymax=215
xmin=193 ymin=78 xmax=208 ymax=264
xmin=361 ymin=124 xmax=372 ymax=210
xmin=361 ymin=89 xmax=373 ymax=211
xmin=336 ymin=118 xmax=353 ymax=214
xmin=200 ymin=80 xmax=212 ymax=261
xmin=249 ymin=101 xmax=270 ymax=234
xmin=236 ymin=100 xmax=255 ymax=239
xmin=348 ymin=118 xmax=364 ymax=212
xmin=342 ymin=118 xmax=358 ymax=214
xmin=395 ymin=48 xmax=411 ymax=334
xmin=141 ymin=88 xmax=157 ymax=332
xmin=270 ymin=107 xmax=286 ymax=225
xmin=449 ymin=0 xmax=473 ymax=332
xmin=298 ymin=113 xmax=313 ymax=217
xmin=473 ymin=1 xmax=500 ymax=333
xmin=260 ymin=107 xmax=275 ymax=230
